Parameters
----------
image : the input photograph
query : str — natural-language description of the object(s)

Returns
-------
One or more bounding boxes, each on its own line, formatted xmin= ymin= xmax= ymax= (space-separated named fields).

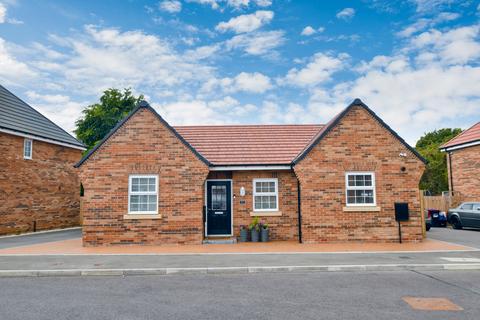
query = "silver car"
xmin=448 ymin=202 xmax=480 ymax=229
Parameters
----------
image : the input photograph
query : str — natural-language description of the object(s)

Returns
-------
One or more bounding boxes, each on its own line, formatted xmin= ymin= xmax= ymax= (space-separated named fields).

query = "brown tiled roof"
xmin=174 ymin=124 xmax=324 ymax=165
xmin=441 ymin=122 xmax=480 ymax=150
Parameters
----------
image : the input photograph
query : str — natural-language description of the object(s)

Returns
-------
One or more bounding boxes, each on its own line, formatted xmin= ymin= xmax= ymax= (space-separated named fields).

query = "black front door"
xmin=206 ymin=180 xmax=232 ymax=236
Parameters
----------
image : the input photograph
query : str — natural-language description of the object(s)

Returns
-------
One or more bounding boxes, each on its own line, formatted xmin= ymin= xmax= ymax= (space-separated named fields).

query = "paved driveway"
xmin=428 ymin=227 xmax=480 ymax=249
xmin=0 ymin=228 xmax=81 ymax=249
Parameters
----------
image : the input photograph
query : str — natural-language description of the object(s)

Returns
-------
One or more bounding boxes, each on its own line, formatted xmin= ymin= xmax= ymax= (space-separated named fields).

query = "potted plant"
xmin=239 ymin=225 xmax=249 ymax=242
xmin=261 ymin=223 xmax=269 ymax=242
xmin=249 ymin=216 xmax=260 ymax=242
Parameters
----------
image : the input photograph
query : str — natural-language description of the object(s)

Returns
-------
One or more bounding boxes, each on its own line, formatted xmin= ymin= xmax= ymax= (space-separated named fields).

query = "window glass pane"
xmin=148 ymin=178 xmax=156 ymax=192
xmin=254 ymin=196 xmax=262 ymax=209
xmin=462 ymin=204 xmax=473 ymax=210
xmin=130 ymin=195 xmax=139 ymax=203
xmin=130 ymin=203 xmax=139 ymax=211
xmin=255 ymin=182 xmax=261 ymax=192
xmin=364 ymin=175 xmax=372 ymax=186
xmin=211 ymin=185 xmax=227 ymax=210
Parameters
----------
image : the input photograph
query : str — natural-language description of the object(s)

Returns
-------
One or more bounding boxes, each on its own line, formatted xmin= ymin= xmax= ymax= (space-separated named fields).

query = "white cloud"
xmin=226 ymin=0 xmax=249 ymax=8
xmin=216 ymin=10 xmax=274 ymax=34
xmin=184 ymin=43 xmax=221 ymax=60
xmin=27 ymin=25 xmax=216 ymax=96
xmin=25 ymin=91 xmax=87 ymax=134
xmin=301 ymin=24 xmax=480 ymax=144
xmin=226 ymin=30 xmax=285 ymax=55
xmin=397 ymin=12 xmax=460 ymax=38
xmin=410 ymin=0 xmax=456 ymax=12
xmin=155 ymin=98 xmax=257 ymax=125
xmin=279 ymin=52 xmax=349 ymax=87
xmin=188 ymin=0 xmax=272 ymax=10
xmin=0 ymin=38 xmax=37 ymax=85
xmin=336 ymin=8 xmax=355 ymax=21
xmin=201 ymin=71 xmax=272 ymax=94
xmin=159 ymin=0 xmax=182 ymax=13
xmin=187 ymin=0 xmax=220 ymax=10
xmin=407 ymin=25 xmax=480 ymax=65
xmin=301 ymin=26 xmax=316 ymax=36
xmin=0 ymin=3 xmax=6 ymax=23
xmin=254 ymin=0 xmax=272 ymax=6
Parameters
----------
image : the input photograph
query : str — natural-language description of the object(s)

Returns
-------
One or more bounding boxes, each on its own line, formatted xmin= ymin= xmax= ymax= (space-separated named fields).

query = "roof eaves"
xmin=440 ymin=122 xmax=480 ymax=150
xmin=74 ymin=101 xmax=211 ymax=168
xmin=291 ymin=98 xmax=427 ymax=165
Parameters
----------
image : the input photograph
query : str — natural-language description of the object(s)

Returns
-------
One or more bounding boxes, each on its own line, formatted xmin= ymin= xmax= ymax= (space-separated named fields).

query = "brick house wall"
xmin=447 ymin=145 xmax=480 ymax=201
xmin=0 ymin=132 xmax=82 ymax=235
xmin=294 ymin=106 xmax=425 ymax=243
xmin=78 ymin=108 xmax=209 ymax=246
xmin=228 ymin=170 xmax=299 ymax=241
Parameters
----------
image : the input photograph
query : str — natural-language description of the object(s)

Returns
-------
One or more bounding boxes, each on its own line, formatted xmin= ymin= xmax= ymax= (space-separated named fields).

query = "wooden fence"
xmin=420 ymin=192 xmax=464 ymax=213
xmin=419 ymin=191 xmax=464 ymax=238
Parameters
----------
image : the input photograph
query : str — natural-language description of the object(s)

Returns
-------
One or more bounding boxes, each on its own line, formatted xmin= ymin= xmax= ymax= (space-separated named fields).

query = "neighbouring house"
xmin=76 ymin=98 xmax=426 ymax=246
xmin=440 ymin=122 xmax=480 ymax=201
xmin=0 ymin=85 xmax=86 ymax=235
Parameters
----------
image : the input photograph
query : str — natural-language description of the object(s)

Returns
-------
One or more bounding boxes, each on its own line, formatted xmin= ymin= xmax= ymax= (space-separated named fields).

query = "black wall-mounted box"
xmin=394 ymin=202 xmax=409 ymax=221
xmin=395 ymin=202 xmax=410 ymax=221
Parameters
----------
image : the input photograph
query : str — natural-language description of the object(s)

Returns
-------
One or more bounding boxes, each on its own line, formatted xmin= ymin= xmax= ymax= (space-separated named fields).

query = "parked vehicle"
xmin=425 ymin=210 xmax=432 ymax=231
xmin=425 ymin=209 xmax=447 ymax=230
xmin=447 ymin=202 xmax=480 ymax=229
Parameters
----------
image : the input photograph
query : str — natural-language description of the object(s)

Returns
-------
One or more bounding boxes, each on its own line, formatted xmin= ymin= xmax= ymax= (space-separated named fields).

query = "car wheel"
xmin=451 ymin=216 xmax=462 ymax=229
xmin=426 ymin=224 xmax=431 ymax=231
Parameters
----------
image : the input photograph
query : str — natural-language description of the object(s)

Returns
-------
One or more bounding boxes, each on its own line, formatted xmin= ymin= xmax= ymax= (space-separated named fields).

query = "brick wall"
xmin=78 ymin=108 xmax=209 ymax=246
xmin=294 ymin=106 xmax=425 ymax=243
xmin=448 ymin=145 xmax=480 ymax=201
xmin=226 ymin=170 xmax=299 ymax=241
xmin=0 ymin=132 xmax=82 ymax=235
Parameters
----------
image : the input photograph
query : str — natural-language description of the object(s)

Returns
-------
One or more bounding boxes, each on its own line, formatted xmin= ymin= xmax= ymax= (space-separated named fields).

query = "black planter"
xmin=261 ymin=228 xmax=269 ymax=242
xmin=239 ymin=229 xmax=249 ymax=242
xmin=251 ymin=229 xmax=260 ymax=242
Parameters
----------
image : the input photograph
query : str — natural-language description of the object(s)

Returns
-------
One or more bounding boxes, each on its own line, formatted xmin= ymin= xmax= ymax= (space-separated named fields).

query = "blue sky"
xmin=0 ymin=0 xmax=479 ymax=144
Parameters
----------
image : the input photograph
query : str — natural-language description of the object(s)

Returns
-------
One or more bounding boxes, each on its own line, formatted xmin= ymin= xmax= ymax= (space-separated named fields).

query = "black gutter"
xmin=448 ymin=151 xmax=454 ymax=193
xmin=297 ymin=178 xmax=302 ymax=244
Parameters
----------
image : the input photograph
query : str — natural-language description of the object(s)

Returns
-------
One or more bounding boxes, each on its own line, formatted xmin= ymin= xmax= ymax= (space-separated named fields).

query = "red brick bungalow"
xmin=0 ymin=85 xmax=86 ymax=235
xmin=440 ymin=122 xmax=480 ymax=201
xmin=75 ymin=99 xmax=426 ymax=246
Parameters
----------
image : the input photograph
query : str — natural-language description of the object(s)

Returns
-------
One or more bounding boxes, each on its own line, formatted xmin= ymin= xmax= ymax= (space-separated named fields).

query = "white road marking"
xmin=441 ymin=257 xmax=480 ymax=263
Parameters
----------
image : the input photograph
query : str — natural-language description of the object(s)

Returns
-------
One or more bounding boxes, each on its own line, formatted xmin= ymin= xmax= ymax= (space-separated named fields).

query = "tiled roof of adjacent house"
xmin=441 ymin=122 xmax=480 ymax=150
xmin=174 ymin=124 xmax=324 ymax=165
xmin=0 ymin=85 xmax=85 ymax=149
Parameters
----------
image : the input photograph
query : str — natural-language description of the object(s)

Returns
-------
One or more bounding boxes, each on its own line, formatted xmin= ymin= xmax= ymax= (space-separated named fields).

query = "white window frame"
xmin=253 ymin=178 xmax=279 ymax=212
xmin=128 ymin=174 xmax=159 ymax=215
xmin=23 ymin=138 xmax=32 ymax=160
xmin=345 ymin=172 xmax=376 ymax=207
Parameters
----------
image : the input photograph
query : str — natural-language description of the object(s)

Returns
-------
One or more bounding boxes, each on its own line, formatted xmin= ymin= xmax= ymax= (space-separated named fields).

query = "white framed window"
xmin=253 ymin=178 xmax=278 ymax=211
xmin=23 ymin=139 xmax=32 ymax=159
xmin=345 ymin=172 xmax=376 ymax=206
xmin=128 ymin=175 xmax=158 ymax=214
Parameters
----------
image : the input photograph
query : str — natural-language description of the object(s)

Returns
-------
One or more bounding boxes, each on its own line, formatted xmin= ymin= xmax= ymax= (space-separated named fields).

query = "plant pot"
xmin=239 ymin=229 xmax=249 ymax=242
xmin=261 ymin=228 xmax=269 ymax=242
xmin=251 ymin=229 xmax=260 ymax=242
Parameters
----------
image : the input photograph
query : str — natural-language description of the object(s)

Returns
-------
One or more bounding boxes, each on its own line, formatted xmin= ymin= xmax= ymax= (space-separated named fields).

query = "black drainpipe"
xmin=297 ymin=178 xmax=302 ymax=244
xmin=448 ymin=151 xmax=454 ymax=193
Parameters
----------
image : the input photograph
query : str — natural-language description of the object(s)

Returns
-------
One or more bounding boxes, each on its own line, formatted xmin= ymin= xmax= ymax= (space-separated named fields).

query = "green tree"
xmin=415 ymin=128 xmax=462 ymax=194
xmin=75 ymin=88 xmax=143 ymax=151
